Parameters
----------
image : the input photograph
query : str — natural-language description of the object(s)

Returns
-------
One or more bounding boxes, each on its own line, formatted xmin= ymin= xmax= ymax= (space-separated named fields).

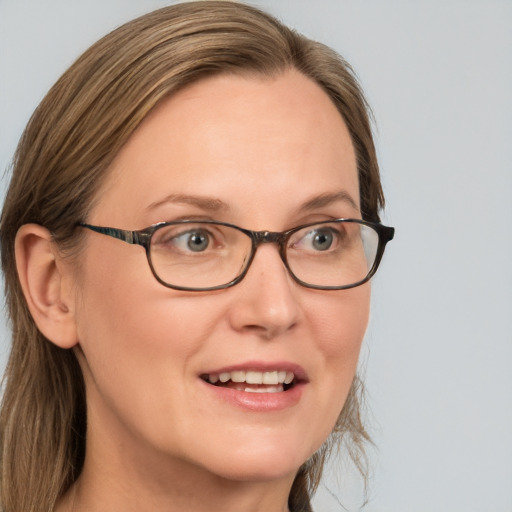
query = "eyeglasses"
xmin=79 ymin=219 xmax=394 ymax=291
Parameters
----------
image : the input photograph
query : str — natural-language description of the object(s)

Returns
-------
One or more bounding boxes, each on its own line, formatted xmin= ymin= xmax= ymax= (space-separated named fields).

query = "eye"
xmin=290 ymin=224 xmax=346 ymax=254
xmin=171 ymin=229 xmax=214 ymax=252
xmin=182 ymin=230 xmax=210 ymax=252
xmin=153 ymin=225 xmax=219 ymax=254
xmin=299 ymin=227 xmax=339 ymax=252
xmin=309 ymin=229 xmax=334 ymax=251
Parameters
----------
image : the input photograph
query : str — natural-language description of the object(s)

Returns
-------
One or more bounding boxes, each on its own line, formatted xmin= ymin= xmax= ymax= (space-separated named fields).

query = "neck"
xmin=57 ymin=467 xmax=293 ymax=512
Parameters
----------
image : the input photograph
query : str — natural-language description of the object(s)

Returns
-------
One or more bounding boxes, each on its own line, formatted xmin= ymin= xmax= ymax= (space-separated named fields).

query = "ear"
xmin=15 ymin=224 xmax=78 ymax=349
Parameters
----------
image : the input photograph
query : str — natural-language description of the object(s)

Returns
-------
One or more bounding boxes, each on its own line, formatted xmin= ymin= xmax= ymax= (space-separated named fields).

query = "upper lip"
xmin=200 ymin=361 xmax=308 ymax=382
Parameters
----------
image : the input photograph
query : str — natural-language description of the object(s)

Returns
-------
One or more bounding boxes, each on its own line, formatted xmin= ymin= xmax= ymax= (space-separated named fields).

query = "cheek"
xmin=74 ymin=240 xmax=199 ymax=352
xmin=75 ymin=272 xmax=206 ymax=380
xmin=310 ymin=284 xmax=370 ymax=359
xmin=306 ymin=285 xmax=370 ymax=428
xmin=73 ymin=271 xmax=227 ymax=461
xmin=72 ymin=245 xmax=206 ymax=412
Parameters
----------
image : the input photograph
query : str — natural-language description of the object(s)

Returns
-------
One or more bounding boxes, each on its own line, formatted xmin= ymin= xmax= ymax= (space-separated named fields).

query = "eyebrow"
xmin=146 ymin=194 xmax=230 ymax=213
xmin=299 ymin=191 xmax=359 ymax=213
xmin=146 ymin=190 xmax=359 ymax=215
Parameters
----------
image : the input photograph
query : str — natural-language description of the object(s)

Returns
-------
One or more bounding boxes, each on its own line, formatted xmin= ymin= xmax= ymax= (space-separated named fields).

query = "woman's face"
xmin=72 ymin=70 xmax=370 ymax=486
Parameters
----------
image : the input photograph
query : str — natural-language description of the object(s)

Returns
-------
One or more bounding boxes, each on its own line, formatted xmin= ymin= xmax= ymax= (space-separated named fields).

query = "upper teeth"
xmin=207 ymin=370 xmax=294 ymax=385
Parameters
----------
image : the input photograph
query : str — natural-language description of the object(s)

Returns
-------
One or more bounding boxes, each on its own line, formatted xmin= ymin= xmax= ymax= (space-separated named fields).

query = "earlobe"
xmin=15 ymin=224 xmax=78 ymax=349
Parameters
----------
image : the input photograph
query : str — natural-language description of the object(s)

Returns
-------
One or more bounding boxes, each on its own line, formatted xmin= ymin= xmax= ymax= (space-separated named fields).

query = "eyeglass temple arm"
xmin=79 ymin=223 xmax=151 ymax=247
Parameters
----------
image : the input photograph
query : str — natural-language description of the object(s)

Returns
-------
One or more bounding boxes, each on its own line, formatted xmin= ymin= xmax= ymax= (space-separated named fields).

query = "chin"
xmin=205 ymin=457 xmax=302 ymax=484
xmin=186 ymin=431 xmax=320 ymax=484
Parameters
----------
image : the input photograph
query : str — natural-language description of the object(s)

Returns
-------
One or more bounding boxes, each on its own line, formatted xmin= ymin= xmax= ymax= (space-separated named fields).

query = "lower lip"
xmin=201 ymin=380 xmax=305 ymax=412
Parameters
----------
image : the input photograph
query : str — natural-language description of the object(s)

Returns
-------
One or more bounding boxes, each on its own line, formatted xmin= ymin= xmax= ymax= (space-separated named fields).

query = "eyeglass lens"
xmin=148 ymin=221 xmax=379 ymax=290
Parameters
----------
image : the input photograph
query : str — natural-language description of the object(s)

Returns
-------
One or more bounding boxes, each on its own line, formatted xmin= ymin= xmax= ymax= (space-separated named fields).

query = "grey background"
xmin=1 ymin=1 xmax=511 ymax=510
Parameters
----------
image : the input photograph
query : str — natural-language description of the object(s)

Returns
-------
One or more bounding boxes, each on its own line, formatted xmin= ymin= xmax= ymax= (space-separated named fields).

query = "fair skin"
xmin=16 ymin=70 xmax=369 ymax=512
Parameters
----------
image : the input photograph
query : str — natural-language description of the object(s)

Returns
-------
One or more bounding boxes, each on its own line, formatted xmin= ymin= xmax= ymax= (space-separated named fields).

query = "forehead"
xmin=93 ymin=70 xmax=359 ymax=227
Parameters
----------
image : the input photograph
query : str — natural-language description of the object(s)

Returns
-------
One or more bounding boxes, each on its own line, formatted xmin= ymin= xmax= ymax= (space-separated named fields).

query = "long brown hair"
xmin=0 ymin=2 xmax=384 ymax=511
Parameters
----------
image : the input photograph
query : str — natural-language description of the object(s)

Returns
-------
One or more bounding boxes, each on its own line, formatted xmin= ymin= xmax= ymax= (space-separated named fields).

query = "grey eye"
xmin=311 ymin=230 xmax=334 ymax=251
xmin=185 ymin=231 xmax=210 ymax=252
xmin=291 ymin=226 xmax=341 ymax=253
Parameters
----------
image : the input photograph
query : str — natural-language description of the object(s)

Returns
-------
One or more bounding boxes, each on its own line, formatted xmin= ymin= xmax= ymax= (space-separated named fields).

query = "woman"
xmin=0 ymin=2 xmax=394 ymax=511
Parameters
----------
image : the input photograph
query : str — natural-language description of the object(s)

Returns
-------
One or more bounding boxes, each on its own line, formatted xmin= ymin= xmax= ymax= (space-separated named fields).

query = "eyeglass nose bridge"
xmin=250 ymin=230 xmax=290 ymax=259
xmin=245 ymin=230 xmax=291 ymax=275
xmin=252 ymin=230 xmax=286 ymax=245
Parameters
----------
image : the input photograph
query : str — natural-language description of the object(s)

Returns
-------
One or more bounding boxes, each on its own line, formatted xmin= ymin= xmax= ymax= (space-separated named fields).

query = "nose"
xmin=227 ymin=243 xmax=300 ymax=339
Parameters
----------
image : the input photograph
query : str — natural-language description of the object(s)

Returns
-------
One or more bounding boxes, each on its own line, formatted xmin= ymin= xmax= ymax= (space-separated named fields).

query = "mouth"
xmin=200 ymin=370 xmax=297 ymax=393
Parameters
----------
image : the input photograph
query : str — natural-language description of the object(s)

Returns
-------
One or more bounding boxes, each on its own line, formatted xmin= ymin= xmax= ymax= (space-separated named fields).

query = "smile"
xmin=201 ymin=370 xmax=296 ymax=393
